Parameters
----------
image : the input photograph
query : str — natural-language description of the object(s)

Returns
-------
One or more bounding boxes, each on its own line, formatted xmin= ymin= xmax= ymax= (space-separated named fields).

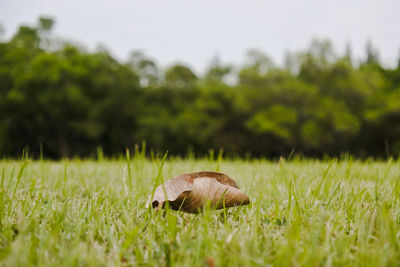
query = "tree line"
xmin=1 ymin=17 xmax=399 ymax=159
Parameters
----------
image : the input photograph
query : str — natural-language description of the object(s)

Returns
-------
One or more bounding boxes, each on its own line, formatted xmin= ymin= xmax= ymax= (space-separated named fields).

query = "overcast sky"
xmin=0 ymin=0 xmax=399 ymax=73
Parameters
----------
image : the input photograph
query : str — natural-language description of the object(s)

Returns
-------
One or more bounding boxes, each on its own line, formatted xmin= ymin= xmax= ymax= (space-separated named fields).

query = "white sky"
xmin=0 ymin=0 xmax=399 ymax=73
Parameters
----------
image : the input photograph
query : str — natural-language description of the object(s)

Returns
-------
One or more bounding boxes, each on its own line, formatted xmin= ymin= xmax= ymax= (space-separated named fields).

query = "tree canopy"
xmin=1 ymin=17 xmax=399 ymax=159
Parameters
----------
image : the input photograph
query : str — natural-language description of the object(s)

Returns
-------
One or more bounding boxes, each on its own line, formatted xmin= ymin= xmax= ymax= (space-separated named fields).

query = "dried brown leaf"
xmin=148 ymin=171 xmax=250 ymax=213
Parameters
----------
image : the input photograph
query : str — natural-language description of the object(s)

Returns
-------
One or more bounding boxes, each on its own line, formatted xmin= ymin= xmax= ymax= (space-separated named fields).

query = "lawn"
xmin=0 ymin=155 xmax=399 ymax=266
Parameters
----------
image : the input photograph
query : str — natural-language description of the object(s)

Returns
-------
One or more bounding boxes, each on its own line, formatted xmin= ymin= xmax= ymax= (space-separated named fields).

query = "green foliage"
xmin=165 ymin=64 xmax=197 ymax=89
xmin=0 ymin=16 xmax=400 ymax=158
xmin=38 ymin=17 xmax=54 ymax=32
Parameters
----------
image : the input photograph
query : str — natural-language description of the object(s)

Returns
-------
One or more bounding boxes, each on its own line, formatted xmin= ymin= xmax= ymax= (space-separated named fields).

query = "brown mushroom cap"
xmin=148 ymin=171 xmax=250 ymax=214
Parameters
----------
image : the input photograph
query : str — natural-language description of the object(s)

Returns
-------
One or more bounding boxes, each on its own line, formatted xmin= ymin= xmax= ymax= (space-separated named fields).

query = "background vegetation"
xmin=1 ymin=17 xmax=400 ymax=159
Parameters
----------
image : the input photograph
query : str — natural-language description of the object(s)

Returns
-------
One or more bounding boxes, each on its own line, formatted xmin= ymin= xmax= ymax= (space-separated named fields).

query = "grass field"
xmin=1 ymin=154 xmax=400 ymax=266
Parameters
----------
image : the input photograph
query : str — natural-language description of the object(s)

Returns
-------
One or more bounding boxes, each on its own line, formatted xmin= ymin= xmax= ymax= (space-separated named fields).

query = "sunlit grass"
xmin=0 ymin=155 xmax=399 ymax=266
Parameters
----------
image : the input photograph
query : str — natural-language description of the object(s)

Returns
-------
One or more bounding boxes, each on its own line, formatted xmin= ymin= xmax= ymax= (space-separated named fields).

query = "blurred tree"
xmin=0 ymin=22 xmax=141 ymax=157
xmin=204 ymin=56 xmax=233 ymax=84
xmin=365 ymin=40 xmax=380 ymax=65
xmin=11 ymin=26 xmax=40 ymax=50
xmin=238 ymin=49 xmax=274 ymax=86
xmin=0 ymin=19 xmax=399 ymax=159
xmin=284 ymin=51 xmax=301 ymax=74
xmin=0 ymin=24 xmax=4 ymax=39
xmin=298 ymin=39 xmax=335 ymax=89
xmin=344 ymin=42 xmax=353 ymax=65
xmin=128 ymin=50 xmax=160 ymax=87
xmin=38 ymin=17 xmax=54 ymax=31
xmin=165 ymin=64 xmax=197 ymax=89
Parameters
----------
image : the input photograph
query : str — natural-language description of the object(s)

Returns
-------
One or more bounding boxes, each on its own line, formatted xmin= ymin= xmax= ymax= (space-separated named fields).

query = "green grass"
xmin=0 ymin=155 xmax=400 ymax=266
